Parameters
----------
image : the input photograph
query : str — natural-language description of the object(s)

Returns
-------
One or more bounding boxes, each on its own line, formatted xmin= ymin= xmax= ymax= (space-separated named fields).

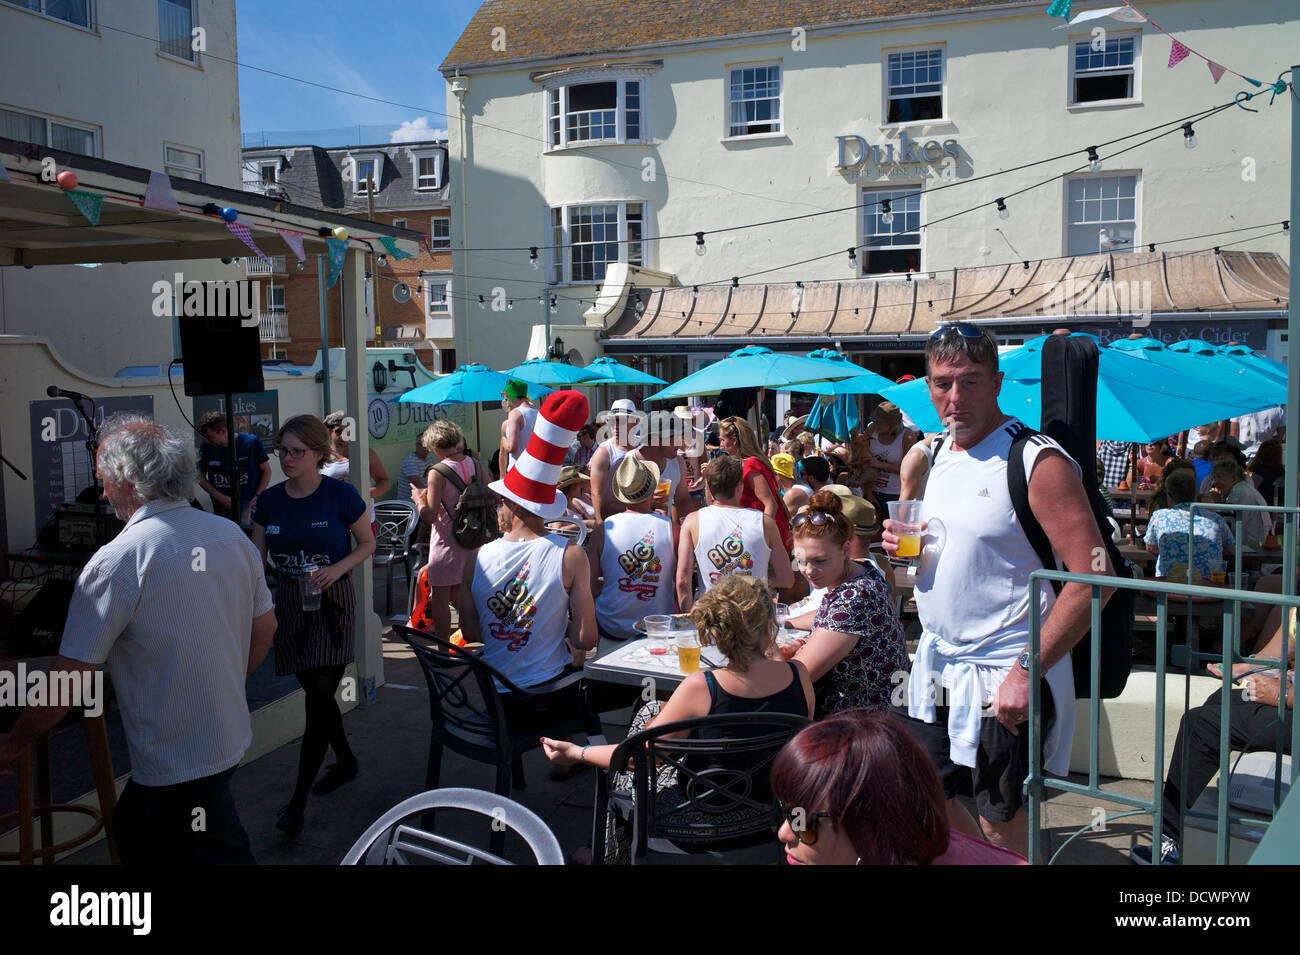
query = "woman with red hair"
xmin=771 ymin=710 xmax=1027 ymax=865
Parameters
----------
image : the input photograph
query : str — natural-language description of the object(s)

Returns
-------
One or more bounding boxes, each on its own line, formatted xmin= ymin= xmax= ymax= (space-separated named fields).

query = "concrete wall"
xmin=446 ymin=0 xmax=1297 ymax=370
xmin=0 ymin=0 xmax=242 ymax=377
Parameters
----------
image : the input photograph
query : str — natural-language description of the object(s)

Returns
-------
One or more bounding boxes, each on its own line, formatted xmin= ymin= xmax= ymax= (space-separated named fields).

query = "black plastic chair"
xmin=592 ymin=711 xmax=811 ymax=865
xmin=393 ymin=625 xmax=603 ymax=799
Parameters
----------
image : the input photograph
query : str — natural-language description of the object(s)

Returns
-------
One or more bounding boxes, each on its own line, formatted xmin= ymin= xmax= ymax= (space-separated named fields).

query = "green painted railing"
xmin=1025 ymin=540 xmax=1297 ymax=864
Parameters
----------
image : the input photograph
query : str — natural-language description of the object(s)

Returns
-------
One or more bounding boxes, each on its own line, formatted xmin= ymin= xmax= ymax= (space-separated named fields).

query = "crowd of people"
xmin=1 ymin=328 xmax=1291 ymax=867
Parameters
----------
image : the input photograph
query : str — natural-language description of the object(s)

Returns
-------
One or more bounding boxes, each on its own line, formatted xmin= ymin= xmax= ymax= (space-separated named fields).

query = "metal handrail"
xmin=1026 ymin=561 xmax=1297 ymax=865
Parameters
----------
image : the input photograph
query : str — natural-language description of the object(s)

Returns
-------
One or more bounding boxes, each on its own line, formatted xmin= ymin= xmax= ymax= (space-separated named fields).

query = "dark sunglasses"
xmin=791 ymin=512 xmax=838 ymax=529
xmin=776 ymin=799 xmax=832 ymax=846
xmin=930 ymin=322 xmax=984 ymax=341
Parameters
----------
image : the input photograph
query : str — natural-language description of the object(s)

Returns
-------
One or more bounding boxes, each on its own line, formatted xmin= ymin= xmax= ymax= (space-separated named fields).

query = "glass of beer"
xmin=677 ymin=633 xmax=701 ymax=674
xmin=888 ymin=500 xmax=924 ymax=559
xmin=1209 ymin=559 xmax=1227 ymax=584
xmin=300 ymin=563 xmax=323 ymax=612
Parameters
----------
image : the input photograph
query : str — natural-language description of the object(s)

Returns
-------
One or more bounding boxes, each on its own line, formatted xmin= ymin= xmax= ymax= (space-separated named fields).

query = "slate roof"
xmin=441 ymin=0 xmax=1032 ymax=72
xmin=241 ymin=141 xmax=451 ymax=215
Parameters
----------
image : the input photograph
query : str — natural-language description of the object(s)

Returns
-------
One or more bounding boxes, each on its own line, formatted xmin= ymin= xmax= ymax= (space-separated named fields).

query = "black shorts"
xmin=891 ymin=682 xmax=1057 ymax=824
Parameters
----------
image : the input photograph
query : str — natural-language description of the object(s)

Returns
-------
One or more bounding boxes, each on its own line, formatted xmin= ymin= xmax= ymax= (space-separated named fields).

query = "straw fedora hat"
xmin=557 ymin=466 xmax=590 ymax=491
xmin=613 ymin=454 xmax=660 ymax=504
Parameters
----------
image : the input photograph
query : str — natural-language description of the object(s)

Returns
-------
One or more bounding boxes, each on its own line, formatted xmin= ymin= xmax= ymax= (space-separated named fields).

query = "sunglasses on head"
xmin=775 ymin=798 xmax=833 ymax=846
xmin=791 ymin=512 xmax=838 ymax=528
xmin=930 ymin=322 xmax=984 ymax=341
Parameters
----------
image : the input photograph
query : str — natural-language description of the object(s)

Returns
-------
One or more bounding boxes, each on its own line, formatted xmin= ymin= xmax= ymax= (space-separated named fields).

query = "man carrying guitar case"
xmin=887 ymin=325 xmax=1122 ymax=858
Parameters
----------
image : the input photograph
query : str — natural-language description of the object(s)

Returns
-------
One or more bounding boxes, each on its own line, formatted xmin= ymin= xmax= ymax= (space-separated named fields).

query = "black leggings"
xmin=289 ymin=664 xmax=354 ymax=810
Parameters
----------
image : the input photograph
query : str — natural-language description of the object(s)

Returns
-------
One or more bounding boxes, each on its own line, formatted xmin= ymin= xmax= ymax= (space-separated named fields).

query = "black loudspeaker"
xmin=4 ymin=579 xmax=77 ymax=658
xmin=178 ymin=315 xmax=265 ymax=397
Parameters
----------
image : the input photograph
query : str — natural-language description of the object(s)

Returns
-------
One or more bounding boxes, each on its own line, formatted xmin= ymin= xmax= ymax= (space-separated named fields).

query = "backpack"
xmin=430 ymin=459 xmax=499 ymax=549
xmin=929 ymin=336 xmax=1134 ymax=700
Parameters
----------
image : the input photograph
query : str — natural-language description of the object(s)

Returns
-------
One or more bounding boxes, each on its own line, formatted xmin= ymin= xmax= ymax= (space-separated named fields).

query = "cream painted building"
xmin=441 ymin=0 xmax=1296 ymax=380
xmin=0 ymin=0 xmax=241 ymax=377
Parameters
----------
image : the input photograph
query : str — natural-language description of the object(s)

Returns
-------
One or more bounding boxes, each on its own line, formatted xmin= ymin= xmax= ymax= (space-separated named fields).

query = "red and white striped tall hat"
xmin=491 ymin=389 xmax=589 ymax=520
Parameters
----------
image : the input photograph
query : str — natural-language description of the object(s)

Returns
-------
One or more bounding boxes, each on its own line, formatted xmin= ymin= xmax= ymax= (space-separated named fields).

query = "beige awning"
xmin=603 ymin=250 xmax=1289 ymax=348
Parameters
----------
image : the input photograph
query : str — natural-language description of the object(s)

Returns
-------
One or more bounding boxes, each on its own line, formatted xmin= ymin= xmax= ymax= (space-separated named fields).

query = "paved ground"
xmin=49 ymin=575 xmax=1158 ymax=866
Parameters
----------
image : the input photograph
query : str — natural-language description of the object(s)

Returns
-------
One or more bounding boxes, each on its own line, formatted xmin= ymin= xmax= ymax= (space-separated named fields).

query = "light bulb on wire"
xmin=996 ymin=198 xmax=1009 ymax=220
xmin=1182 ymin=122 xmax=1197 ymax=149
xmin=880 ymin=199 xmax=894 ymax=226
xmin=549 ymin=296 xmax=557 ymax=314
xmin=529 ymin=247 xmax=540 ymax=269
xmin=1086 ymin=146 xmax=1102 ymax=173
xmin=477 ymin=295 xmax=485 ymax=310
xmin=695 ymin=232 xmax=707 ymax=256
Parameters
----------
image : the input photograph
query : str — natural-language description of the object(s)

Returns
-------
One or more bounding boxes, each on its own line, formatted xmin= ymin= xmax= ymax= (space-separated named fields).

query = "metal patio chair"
xmin=340 ymin=787 xmax=564 ymax=865
xmin=374 ymin=500 xmax=419 ymax=616
xmin=592 ymin=711 xmax=811 ymax=865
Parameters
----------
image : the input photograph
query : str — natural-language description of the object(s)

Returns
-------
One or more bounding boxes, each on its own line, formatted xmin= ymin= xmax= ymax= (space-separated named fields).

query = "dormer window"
xmin=412 ymin=150 xmax=443 ymax=190
xmin=348 ymin=153 xmax=383 ymax=194
xmin=544 ymin=71 xmax=649 ymax=150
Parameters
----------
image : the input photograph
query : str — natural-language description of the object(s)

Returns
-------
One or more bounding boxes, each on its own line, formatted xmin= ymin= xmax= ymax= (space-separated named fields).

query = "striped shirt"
xmin=59 ymin=498 xmax=273 ymax=786
xmin=399 ymin=451 xmax=429 ymax=495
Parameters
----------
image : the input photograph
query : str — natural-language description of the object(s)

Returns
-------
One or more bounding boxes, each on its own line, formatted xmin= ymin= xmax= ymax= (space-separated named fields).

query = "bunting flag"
xmin=142 ymin=170 xmax=180 ymax=212
xmin=1046 ymin=0 xmax=1071 ymax=19
xmin=1206 ymin=60 xmax=1226 ymax=84
xmin=325 ymin=237 xmax=347 ymax=289
xmin=66 ymin=189 xmax=102 ymax=226
xmin=1167 ymin=39 xmax=1191 ymax=68
xmin=378 ymin=235 xmax=414 ymax=260
xmin=276 ymin=227 xmax=307 ymax=263
xmin=1110 ymin=4 xmax=1147 ymax=22
xmin=225 ymin=220 xmax=269 ymax=262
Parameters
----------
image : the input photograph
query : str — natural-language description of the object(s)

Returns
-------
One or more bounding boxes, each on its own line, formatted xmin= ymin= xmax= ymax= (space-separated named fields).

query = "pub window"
xmin=860 ymin=186 xmax=922 ymax=276
xmin=1071 ymin=34 xmax=1139 ymax=104
xmin=885 ymin=48 xmax=944 ymax=124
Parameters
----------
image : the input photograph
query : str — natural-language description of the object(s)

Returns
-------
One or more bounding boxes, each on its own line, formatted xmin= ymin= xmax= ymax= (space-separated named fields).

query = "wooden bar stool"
xmin=0 ymin=658 xmax=120 ymax=864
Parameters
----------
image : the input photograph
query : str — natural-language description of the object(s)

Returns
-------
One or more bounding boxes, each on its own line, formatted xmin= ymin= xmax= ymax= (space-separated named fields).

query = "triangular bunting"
xmin=142 ymin=170 xmax=180 ymax=212
xmin=378 ymin=235 xmax=414 ymax=260
xmin=1243 ymin=76 xmax=1263 ymax=88
xmin=325 ymin=237 xmax=348 ymax=289
xmin=276 ymin=227 xmax=307 ymax=262
xmin=1167 ymin=39 xmax=1191 ymax=68
xmin=1046 ymin=0 xmax=1071 ymax=19
xmin=1067 ymin=7 xmax=1121 ymax=25
xmin=66 ymin=189 xmax=102 ymax=226
xmin=1206 ymin=60 xmax=1226 ymax=83
xmin=225 ymin=220 xmax=269 ymax=262
xmin=1111 ymin=3 xmax=1147 ymax=22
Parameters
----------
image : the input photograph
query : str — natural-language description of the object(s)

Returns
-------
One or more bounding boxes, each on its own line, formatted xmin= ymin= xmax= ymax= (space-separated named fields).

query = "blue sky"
xmin=237 ymin=0 xmax=482 ymax=146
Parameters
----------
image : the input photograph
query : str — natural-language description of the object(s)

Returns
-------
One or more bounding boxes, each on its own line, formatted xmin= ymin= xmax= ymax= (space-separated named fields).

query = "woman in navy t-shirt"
xmin=251 ymin=414 xmax=375 ymax=836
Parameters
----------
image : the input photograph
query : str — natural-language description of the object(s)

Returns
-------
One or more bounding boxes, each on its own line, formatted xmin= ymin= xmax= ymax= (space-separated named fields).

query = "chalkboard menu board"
xmin=29 ymin=395 xmax=155 ymax=533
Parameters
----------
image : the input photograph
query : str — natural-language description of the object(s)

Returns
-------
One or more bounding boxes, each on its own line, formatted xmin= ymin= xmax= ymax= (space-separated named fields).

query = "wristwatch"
xmin=1017 ymin=650 xmax=1032 ymax=673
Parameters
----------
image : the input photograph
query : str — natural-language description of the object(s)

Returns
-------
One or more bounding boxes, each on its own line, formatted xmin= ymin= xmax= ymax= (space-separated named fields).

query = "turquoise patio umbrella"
xmin=580 ymin=356 xmax=667 ymax=386
xmin=1109 ymin=337 xmax=1286 ymax=406
xmin=647 ymin=346 xmax=868 ymax=402
xmin=1210 ymin=342 xmax=1289 ymax=389
xmin=783 ymin=349 xmax=898 ymax=396
xmin=505 ymin=358 xmax=606 ymax=387
xmin=397 ymin=364 xmax=551 ymax=406
xmin=881 ymin=334 xmax=1278 ymax=443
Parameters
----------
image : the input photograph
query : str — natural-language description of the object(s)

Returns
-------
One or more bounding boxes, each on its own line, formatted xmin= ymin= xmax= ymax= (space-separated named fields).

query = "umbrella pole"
xmin=1129 ymin=442 xmax=1138 ymax=543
